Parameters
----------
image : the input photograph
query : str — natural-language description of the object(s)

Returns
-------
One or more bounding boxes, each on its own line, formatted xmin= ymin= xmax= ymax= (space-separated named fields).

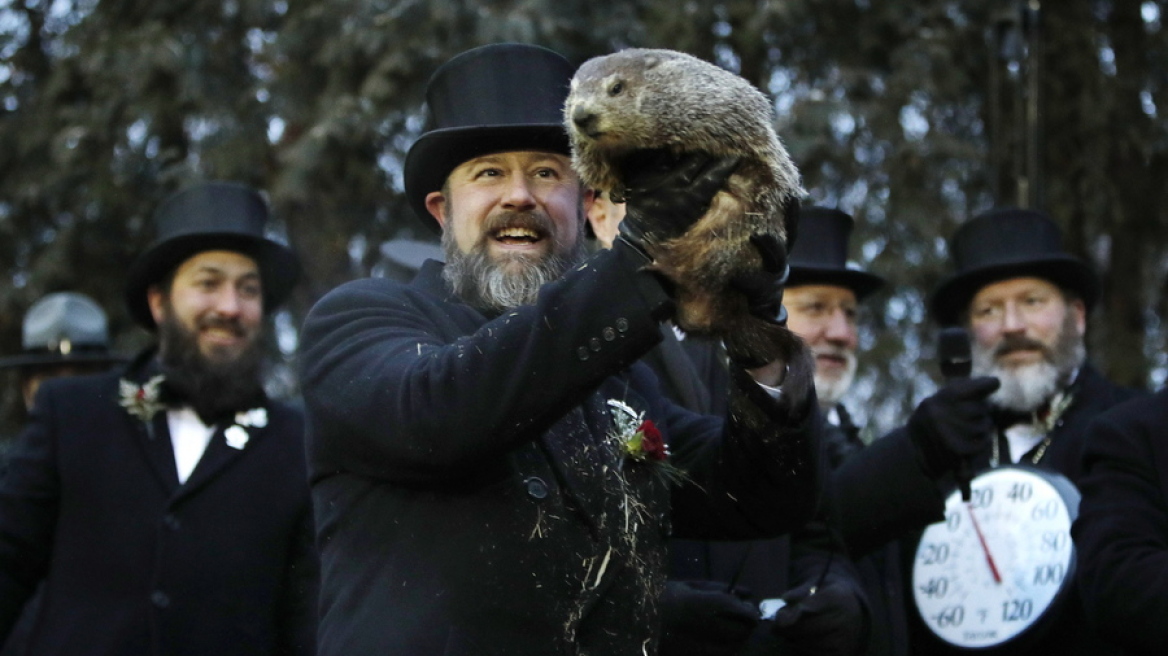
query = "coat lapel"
xmin=651 ymin=328 xmax=712 ymax=415
xmin=538 ymin=404 xmax=607 ymax=535
xmin=174 ymin=414 xmax=267 ymax=502
xmin=537 ymin=387 xmax=656 ymax=535
xmin=127 ymin=410 xmax=180 ymax=495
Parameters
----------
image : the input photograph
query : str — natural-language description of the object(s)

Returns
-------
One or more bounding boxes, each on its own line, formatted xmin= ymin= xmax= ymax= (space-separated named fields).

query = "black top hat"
xmin=124 ymin=181 xmax=302 ymax=329
xmin=929 ymin=208 xmax=1099 ymax=326
xmin=787 ymin=207 xmax=885 ymax=300
xmin=403 ymin=43 xmax=576 ymax=231
xmin=0 ymin=292 xmax=125 ymax=369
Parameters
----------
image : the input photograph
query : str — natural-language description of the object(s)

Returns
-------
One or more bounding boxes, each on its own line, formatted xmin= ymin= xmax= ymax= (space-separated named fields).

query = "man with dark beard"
xmin=0 ymin=181 xmax=317 ymax=656
xmin=904 ymin=208 xmax=1142 ymax=656
xmin=299 ymin=43 xmax=822 ymax=656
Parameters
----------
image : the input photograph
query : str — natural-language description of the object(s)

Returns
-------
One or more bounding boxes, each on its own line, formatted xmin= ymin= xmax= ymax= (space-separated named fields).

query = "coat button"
xmin=525 ymin=476 xmax=549 ymax=500
xmin=576 ymin=346 xmax=590 ymax=361
xmin=616 ymin=318 xmax=629 ymax=333
xmin=589 ymin=338 xmax=602 ymax=352
xmin=603 ymin=327 xmax=616 ymax=341
xmin=151 ymin=591 xmax=170 ymax=609
xmin=162 ymin=514 xmax=181 ymax=531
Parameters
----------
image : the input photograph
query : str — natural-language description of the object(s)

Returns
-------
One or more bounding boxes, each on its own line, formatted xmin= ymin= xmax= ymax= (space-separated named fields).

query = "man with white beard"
xmin=928 ymin=208 xmax=1139 ymax=480
xmin=907 ymin=208 xmax=1142 ymax=656
xmin=782 ymin=208 xmax=885 ymax=466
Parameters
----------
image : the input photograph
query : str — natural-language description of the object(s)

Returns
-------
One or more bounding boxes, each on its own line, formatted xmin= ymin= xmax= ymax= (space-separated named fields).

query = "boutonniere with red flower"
xmin=623 ymin=418 xmax=667 ymax=462
xmin=119 ymin=375 xmax=167 ymax=423
xmin=606 ymin=399 xmax=686 ymax=483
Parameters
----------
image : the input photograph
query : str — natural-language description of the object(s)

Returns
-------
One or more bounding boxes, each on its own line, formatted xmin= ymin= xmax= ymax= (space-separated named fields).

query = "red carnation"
xmin=637 ymin=420 xmax=667 ymax=461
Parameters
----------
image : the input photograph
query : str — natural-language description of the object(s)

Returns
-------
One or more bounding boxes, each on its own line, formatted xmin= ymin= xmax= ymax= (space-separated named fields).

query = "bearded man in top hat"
xmin=299 ymin=43 xmax=822 ymax=656
xmin=0 ymin=181 xmax=317 ymax=656
xmin=785 ymin=208 xmax=995 ymax=656
xmin=903 ymin=208 xmax=1142 ymax=656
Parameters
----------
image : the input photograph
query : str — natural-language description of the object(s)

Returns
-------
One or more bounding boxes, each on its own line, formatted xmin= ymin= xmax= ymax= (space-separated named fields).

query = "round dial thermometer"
xmin=912 ymin=465 xmax=1080 ymax=650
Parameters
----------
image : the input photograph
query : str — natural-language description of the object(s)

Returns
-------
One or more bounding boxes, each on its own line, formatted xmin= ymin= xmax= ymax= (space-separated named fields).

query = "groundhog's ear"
xmin=643 ymin=55 xmax=661 ymax=69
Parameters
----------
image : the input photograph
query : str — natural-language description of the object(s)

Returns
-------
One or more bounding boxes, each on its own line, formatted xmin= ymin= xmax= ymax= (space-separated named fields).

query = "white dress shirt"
xmin=167 ymin=406 xmax=215 ymax=484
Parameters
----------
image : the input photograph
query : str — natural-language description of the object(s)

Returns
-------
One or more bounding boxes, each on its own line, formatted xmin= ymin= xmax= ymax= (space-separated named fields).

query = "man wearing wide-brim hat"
xmin=0 ymin=181 xmax=317 ymax=656
xmin=0 ymin=292 xmax=125 ymax=413
xmin=907 ymin=207 xmax=1142 ymax=656
xmin=299 ymin=42 xmax=823 ymax=655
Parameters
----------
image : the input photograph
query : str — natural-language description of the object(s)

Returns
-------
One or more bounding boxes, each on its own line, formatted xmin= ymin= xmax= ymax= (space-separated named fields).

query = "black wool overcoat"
xmin=298 ymin=244 xmax=823 ymax=656
xmin=1073 ymin=388 xmax=1168 ymax=656
xmin=0 ymin=360 xmax=317 ymax=656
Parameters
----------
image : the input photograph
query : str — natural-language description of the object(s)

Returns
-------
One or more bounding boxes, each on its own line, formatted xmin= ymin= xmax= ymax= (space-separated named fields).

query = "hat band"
xmin=23 ymin=343 xmax=110 ymax=357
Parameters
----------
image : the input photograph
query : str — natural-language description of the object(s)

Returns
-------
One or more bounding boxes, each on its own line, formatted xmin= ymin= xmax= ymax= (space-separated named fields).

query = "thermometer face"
xmin=912 ymin=466 xmax=1079 ymax=649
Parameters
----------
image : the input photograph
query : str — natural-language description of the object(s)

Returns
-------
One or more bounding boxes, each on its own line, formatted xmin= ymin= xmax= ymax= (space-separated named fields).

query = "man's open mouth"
xmin=492 ymin=226 xmax=544 ymax=246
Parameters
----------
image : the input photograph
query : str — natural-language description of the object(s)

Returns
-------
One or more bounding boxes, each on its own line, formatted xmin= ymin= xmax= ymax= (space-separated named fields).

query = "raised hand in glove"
xmin=659 ymin=580 xmax=760 ymax=656
xmin=771 ymin=580 xmax=869 ymax=656
xmin=617 ymin=150 xmax=740 ymax=255
xmin=729 ymin=233 xmax=791 ymax=326
xmin=907 ymin=376 xmax=1001 ymax=479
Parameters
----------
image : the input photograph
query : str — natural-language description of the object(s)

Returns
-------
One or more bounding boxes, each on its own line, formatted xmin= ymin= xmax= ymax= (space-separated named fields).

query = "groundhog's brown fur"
xmin=565 ymin=48 xmax=809 ymax=376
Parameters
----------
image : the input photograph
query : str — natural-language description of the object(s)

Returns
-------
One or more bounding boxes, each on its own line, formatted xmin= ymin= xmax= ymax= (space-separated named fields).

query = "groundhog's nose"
xmin=572 ymin=107 xmax=601 ymax=137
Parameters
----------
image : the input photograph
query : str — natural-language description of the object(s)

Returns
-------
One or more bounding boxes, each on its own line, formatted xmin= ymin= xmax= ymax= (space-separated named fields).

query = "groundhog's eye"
xmin=608 ymin=81 xmax=624 ymax=96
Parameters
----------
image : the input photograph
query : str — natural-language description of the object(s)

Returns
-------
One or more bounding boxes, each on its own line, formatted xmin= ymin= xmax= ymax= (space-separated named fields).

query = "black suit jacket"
xmin=1073 ymin=388 xmax=1168 ymax=655
xmin=0 ymin=359 xmax=317 ymax=656
xmin=298 ymin=245 xmax=822 ymax=656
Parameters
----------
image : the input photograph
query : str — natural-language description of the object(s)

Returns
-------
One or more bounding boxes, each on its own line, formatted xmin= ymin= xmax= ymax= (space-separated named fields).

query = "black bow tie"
xmin=993 ymin=402 xmax=1054 ymax=431
xmin=994 ymin=409 xmax=1033 ymax=430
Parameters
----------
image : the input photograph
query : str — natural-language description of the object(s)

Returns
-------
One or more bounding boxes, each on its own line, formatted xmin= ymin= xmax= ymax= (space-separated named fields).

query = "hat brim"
xmin=0 ymin=350 xmax=127 ymax=370
xmin=788 ymin=266 xmax=886 ymax=301
xmin=404 ymin=124 xmax=571 ymax=232
xmin=929 ymin=257 xmax=1099 ymax=326
xmin=125 ymin=233 xmax=301 ymax=329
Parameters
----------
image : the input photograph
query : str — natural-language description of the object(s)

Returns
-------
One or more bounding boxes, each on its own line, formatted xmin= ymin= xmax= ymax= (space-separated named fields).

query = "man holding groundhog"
xmin=299 ymin=43 xmax=825 ymax=655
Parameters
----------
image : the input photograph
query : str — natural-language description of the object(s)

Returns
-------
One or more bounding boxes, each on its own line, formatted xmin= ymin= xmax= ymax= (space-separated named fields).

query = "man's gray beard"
xmin=971 ymin=310 xmax=1086 ymax=413
xmin=815 ymin=349 xmax=857 ymax=409
xmin=442 ymin=214 xmax=586 ymax=312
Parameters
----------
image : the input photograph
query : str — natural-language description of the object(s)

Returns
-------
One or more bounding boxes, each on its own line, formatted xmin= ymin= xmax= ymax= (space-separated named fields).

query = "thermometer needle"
xmin=967 ymin=504 xmax=1002 ymax=584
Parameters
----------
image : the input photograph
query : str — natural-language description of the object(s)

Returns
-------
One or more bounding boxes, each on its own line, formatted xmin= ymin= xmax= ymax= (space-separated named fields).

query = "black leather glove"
xmin=659 ymin=580 xmax=760 ymax=656
xmin=907 ymin=376 xmax=1001 ymax=479
xmin=771 ymin=580 xmax=868 ymax=656
xmin=729 ymin=233 xmax=790 ymax=326
xmin=617 ymin=150 xmax=740 ymax=256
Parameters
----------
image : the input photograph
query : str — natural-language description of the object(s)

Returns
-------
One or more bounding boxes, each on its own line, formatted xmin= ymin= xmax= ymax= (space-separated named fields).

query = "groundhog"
xmin=565 ymin=48 xmax=809 ymax=376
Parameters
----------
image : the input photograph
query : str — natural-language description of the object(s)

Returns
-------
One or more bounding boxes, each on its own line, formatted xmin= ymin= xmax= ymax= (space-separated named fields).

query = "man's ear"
xmin=582 ymin=188 xmax=597 ymax=216
xmin=146 ymin=285 xmax=166 ymax=325
xmin=425 ymin=191 xmax=448 ymax=229
xmin=1071 ymin=298 xmax=1087 ymax=336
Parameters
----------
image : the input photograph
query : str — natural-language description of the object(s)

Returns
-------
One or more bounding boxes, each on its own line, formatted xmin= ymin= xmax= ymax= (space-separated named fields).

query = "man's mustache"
xmin=198 ymin=315 xmax=246 ymax=337
xmin=813 ymin=345 xmax=854 ymax=360
xmin=994 ymin=335 xmax=1050 ymax=359
xmin=480 ymin=210 xmax=555 ymax=241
